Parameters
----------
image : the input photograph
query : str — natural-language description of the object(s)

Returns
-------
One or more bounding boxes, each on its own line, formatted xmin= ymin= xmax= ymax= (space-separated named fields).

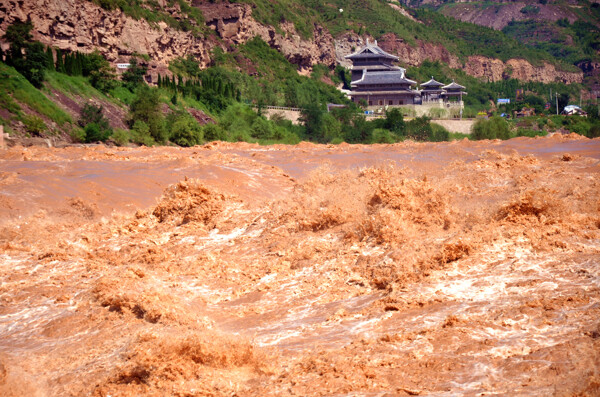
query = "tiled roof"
xmin=352 ymin=71 xmax=416 ymax=87
xmin=443 ymin=80 xmax=466 ymax=90
xmin=345 ymin=42 xmax=399 ymax=61
xmin=420 ymin=77 xmax=444 ymax=87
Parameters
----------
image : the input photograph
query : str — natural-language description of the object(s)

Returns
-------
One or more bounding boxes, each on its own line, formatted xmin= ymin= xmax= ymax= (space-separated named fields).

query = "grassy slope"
xmin=0 ymin=63 xmax=72 ymax=131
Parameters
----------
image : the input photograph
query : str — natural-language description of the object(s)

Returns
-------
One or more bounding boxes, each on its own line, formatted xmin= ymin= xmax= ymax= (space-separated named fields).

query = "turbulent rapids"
xmin=1 ymin=135 xmax=599 ymax=396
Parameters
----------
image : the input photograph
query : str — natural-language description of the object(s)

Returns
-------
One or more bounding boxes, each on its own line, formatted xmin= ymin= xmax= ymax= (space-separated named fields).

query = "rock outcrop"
xmin=377 ymin=33 xmax=462 ymax=69
xmin=197 ymin=2 xmax=336 ymax=69
xmin=465 ymin=55 xmax=583 ymax=84
xmin=0 ymin=0 xmax=215 ymax=82
xmin=0 ymin=0 xmax=336 ymax=78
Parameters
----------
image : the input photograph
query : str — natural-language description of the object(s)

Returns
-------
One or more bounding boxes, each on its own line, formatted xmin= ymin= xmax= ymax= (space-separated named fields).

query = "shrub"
xmin=112 ymin=128 xmax=131 ymax=146
xmin=405 ymin=116 xmax=433 ymax=141
xmin=372 ymin=128 xmax=396 ymax=143
xmin=588 ymin=123 xmax=600 ymax=138
xmin=131 ymin=120 xmax=155 ymax=146
xmin=471 ymin=116 xmax=510 ymax=140
xmin=70 ymin=127 xmax=86 ymax=143
xmin=84 ymin=122 xmax=111 ymax=142
xmin=429 ymin=123 xmax=450 ymax=142
xmin=202 ymin=123 xmax=227 ymax=142
xmin=78 ymin=103 xmax=112 ymax=142
xmin=22 ymin=114 xmax=46 ymax=135
xmin=169 ymin=114 xmax=203 ymax=147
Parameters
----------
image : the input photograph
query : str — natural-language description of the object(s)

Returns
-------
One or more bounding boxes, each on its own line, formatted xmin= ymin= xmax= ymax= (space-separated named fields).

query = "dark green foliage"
xmin=55 ymin=49 xmax=65 ymax=73
xmin=2 ymin=21 xmax=49 ymax=87
xmin=382 ymin=108 xmax=405 ymax=137
xmin=17 ymin=41 xmax=47 ymax=88
xmin=405 ymin=116 xmax=433 ymax=141
xmin=45 ymin=46 xmax=54 ymax=70
xmin=166 ymin=111 xmax=203 ymax=147
xmin=84 ymin=122 xmax=111 ymax=142
xmin=86 ymin=51 xmax=118 ymax=92
xmin=129 ymin=85 xmax=166 ymax=143
xmin=334 ymin=65 xmax=351 ymax=90
xmin=122 ymin=57 xmax=148 ymax=91
xmin=78 ymin=103 xmax=113 ymax=142
xmin=300 ymin=101 xmax=326 ymax=142
xmin=471 ymin=116 xmax=511 ymax=140
xmin=202 ymin=123 xmax=227 ymax=142
xmin=588 ymin=123 xmax=600 ymax=138
xmin=429 ymin=123 xmax=450 ymax=142
xmin=3 ymin=20 xmax=33 ymax=61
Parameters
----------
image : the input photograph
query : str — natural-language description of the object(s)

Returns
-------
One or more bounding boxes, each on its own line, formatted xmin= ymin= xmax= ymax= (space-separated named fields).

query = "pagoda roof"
xmin=345 ymin=40 xmax=399 ymax=61
xmin=443 ymin=80 xmax=466 ymax=90
xmin=351 ymin=64 xmax=404 ymax=72
xmin=352 ymin=70 xmax=416 ymax=87
xmin=420 ymin=77 xmax=445 ymax=88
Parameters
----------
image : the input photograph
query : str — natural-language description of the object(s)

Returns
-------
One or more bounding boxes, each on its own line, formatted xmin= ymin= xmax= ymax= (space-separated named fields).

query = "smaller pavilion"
xmin=420 ymin=77 xmax=445 ymax=103
xmin=442 ymin=80 xmax=467 ymax=103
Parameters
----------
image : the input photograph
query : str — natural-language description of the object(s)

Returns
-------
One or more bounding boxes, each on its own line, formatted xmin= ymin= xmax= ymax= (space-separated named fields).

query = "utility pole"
xmin=556 ymin=93 xmax=559 ymax=115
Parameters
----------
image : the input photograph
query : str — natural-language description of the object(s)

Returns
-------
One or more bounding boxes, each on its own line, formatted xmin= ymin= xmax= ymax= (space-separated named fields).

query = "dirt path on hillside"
xmin=0 ymin=135 xmax=599 ymax=396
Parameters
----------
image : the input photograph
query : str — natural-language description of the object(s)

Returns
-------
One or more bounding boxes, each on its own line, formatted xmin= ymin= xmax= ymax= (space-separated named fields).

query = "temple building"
xmin=344 ymin=40 xmax=466 ymax=112
xmin=345 ymin=40 xmax=420 ymax=107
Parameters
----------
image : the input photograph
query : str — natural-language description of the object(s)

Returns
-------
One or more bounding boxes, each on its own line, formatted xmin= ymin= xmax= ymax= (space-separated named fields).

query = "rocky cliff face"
xmin=0 ymin=0 xmax=214 ymax=81
xmin=464 ymin=56 xmax=583 ymax=84
xmin=196 ymin=2 xmax=336 ymax=70
xmin=0 ymin=0 xmax=582 ymax=85
xmin=0 ymin=0 xmax=336 ymax=80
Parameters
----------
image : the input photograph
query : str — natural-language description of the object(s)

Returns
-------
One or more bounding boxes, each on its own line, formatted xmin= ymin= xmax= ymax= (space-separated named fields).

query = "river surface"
xmin=0 ymin=135 xmax=599 ymax=396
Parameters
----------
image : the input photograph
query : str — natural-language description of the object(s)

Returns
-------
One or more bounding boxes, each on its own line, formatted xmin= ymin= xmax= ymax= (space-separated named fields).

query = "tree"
xmin=19 ymin=41 xmax=47 ymax=87
xmin=78 ymin=103 xmax=113 ymax=142
xmin=3 ymin=21 xmax=48 ymax=87
xmin=45 ymin=46 xmax=54 ymax=70
xmin=122 ymin=57 xmax=147 ymax=91
xmin=3 ymin=20 xmax=33 ymax=61
xmin=84 ymin=50 xmax=117 ymax=92
xmin=383 ymin=108 xmax=405 ymax=137
xmin=169 ymin=113 xmax=203 ymax=147
xmin=300 ymin=101 xmax=325 ymax=142
xmin=405 ymin=116 xmax=433 ymax=141
xmin=55 ymin=48 xmax=65 ymax=73
xmin=129 ymin=86 xmax=167 ymax=143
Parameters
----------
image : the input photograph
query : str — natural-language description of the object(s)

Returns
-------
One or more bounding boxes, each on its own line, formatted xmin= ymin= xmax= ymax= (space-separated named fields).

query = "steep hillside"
xmin=431 ymin=0 xmax=600 ymax=82
xmin=0 ymin=0 xmax=584 ymax=84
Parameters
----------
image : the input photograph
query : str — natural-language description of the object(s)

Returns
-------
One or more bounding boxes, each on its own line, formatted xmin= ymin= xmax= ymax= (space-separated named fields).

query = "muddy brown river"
xmin=1 ymin=135 xmax=599 ymax=396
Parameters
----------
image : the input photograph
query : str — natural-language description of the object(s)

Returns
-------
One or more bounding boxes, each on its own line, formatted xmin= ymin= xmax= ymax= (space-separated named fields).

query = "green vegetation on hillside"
xmin=502 ymin=19 xmax=600 ymax=66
